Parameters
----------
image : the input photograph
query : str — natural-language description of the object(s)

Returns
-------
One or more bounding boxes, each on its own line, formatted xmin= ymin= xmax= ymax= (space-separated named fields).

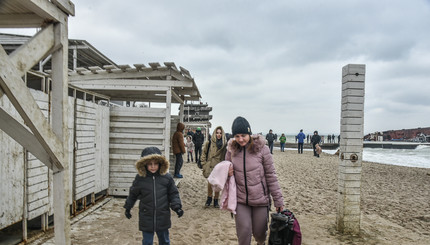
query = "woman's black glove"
xmin=125 ymin=209 xmax=132 ymax=219
xmin=175 ymin=208 xmax=184 ymax=218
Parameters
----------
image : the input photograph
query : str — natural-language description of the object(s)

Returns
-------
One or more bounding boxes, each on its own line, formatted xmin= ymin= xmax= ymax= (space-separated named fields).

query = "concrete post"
xmin=336 ymin=64 xmax=365 ymax=234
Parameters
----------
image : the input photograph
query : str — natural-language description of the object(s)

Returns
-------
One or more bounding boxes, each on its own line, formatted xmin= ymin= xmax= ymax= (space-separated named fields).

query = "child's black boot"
xmin=214 ymin=199 xmax=220 ymax=208
xmin=205 ymin=197 xmax=212 ymax=207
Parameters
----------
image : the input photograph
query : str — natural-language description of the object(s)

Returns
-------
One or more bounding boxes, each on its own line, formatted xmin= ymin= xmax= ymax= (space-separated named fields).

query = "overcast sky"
xmin=4 ymin=0 xmax=430 ymax=135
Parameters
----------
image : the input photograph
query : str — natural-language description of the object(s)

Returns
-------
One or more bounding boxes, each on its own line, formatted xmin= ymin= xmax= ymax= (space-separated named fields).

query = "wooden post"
xmin=165 ymin=88 xmax=172 ymax=161
xmin=336 ymin=64 xmax=366 ymax=234
xmin=51 ymin=22 xmax=71 ymax=245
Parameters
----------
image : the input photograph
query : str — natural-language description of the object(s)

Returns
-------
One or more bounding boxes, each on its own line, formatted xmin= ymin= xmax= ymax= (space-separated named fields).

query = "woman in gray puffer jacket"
xmin=226 ymin=116 xmax=284 ymax=245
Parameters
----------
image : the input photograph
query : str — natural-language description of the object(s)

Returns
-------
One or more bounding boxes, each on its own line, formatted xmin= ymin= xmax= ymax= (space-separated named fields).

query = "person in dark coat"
xmin=311 ymin=130 xmax=322 ymax=157
xmin=172 ymin=122 xmax=186 ymax=178
xmin=193 ymin=127 xmax=205 ymax=164
xmin=124 ymin=147 xmax=184 ymax=245
xmin=266 ymin=129 xmax=276 ymax=154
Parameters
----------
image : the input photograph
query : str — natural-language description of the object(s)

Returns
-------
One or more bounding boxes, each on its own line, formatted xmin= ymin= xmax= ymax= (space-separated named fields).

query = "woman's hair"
xmin=230 ymin=136 xmax=256 ymax=155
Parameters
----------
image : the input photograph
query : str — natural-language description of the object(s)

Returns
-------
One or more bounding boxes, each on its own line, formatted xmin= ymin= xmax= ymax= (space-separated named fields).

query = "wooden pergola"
xmin=0 ymin=1 xmax=75 ymax=244
xmin=68 ymin=62 xmax=201 ymax=159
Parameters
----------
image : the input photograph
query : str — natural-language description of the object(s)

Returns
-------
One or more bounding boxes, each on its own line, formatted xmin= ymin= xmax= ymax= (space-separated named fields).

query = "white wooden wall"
xmin=73 ymin=99 xmax=97 ymax=200
xmin=0 ymin=88 xmax=110 ymax=229
xmin=27 ymin=90 xmax=53 ymax=220
xmin=108 ymin=107 xmax=166 ymax=196
xmin=0 ymin=94 xmax=25 ymax=228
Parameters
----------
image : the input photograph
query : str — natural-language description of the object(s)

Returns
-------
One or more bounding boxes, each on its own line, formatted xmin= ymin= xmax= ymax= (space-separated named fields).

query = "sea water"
xmin=279 ymin=135 xmax=430 ymax=168
xmin=321 ymin=145 xmax=430 ymax=169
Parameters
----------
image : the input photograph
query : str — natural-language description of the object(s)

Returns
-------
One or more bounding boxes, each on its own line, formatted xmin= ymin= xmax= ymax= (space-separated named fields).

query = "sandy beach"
xmin=30 ymin=149 xmax=430 ymax=245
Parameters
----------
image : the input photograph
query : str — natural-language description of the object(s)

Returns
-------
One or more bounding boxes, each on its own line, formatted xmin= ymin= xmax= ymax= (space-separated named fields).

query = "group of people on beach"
xmin=123 ymin=116 xmax=299 ymax=245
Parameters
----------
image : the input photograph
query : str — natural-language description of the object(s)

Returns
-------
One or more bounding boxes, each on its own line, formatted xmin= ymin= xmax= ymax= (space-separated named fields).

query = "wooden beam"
xmin=51 ymin=22 xmax=71 ymax=245
xmin=165 ymin=88 xmax=172 ymax=162
xmin=0 ymin=14 xmax=44 ymax=28
xmin=69 ymin=79 xmax=193 ymax=88
xmin=52 ymin=0 xmax=75 ymax=16
xmin=171 ymin=90 xmax=183 ymax=104
xmin=9 ymin=24 xmax=55 ymax=77
xmin=68 ymin=69 xmax=172 ymax=81
xmin=0 ymin=106 xmax=54 ymax=169
xmin=0 ymin=46 xmax=64 ymax=171
xmin=15 ymin=0 xmax=68 ymax=24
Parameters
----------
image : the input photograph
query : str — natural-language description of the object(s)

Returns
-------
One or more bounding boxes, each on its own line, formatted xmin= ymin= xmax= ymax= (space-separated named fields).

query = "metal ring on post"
xmin=350 ymin=153 xmax=358 ymax=162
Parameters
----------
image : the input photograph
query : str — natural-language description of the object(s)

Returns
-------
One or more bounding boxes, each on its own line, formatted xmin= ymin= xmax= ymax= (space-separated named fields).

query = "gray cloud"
xmin=5 ymin=0 xmax=429 ymax=135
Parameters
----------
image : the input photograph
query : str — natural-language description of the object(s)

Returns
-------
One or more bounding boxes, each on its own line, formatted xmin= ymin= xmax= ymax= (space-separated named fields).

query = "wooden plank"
xmin=110 ymin=116 xmax=164 ymax=123
xmin=9 ymin=24 xmax=55 ymax=77
xmin=52 ymin=0 xmax=76 ymax=16
xmin=28 ymin=205 xmax=49 ymax=220
xmin=16 ymin=0 xmax=68 ymax=24
xmin=51 ymin=22 xmax=71 ymax=245
xmin=110 ymin=127 xmax=163 ymax=134
xmin=28 ymin=196 xmax=49 ymax=212
xmin=27 ymin=181 xmax=48 ymax=195
xmin=0 ymin=124 xmax=24 ymax=229
xmin=28 ymin=174 xmax=49 ymax=186
xmin=165 ymin=88 xmax=171 ymax=162
xmin=75 ymin=130 xmax=95 ymax=137
xmin=27 ymin=166 xmax=49 ymax=178
xmin=109 ymin=121 xmax=164 ymax=129
xmin=28 ymin=189 xmax=49 ymax=204
xmin=0 ymin=13 xmax=44 ymax=28
xmin=109 ymin=132 xmax=164 ymax=140
xmin=110 ymin=107 xmax=165 ymax=116
xmin=75 ymin=153 xmax=94 ymax=163
xmin=109 ymin=153 xmax=140 ymax=160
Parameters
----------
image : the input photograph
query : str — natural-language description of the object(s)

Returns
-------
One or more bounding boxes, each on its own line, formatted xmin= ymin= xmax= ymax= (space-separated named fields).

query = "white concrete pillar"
xmin=336 ymin=64 xmax=365 ymax=234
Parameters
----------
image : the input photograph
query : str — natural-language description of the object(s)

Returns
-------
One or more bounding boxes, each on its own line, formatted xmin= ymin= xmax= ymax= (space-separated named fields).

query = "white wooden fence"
xmin=0 ymin=88 xmax=110 ymax=229
xmin=108 ymin=107 xmax=167 ymax=196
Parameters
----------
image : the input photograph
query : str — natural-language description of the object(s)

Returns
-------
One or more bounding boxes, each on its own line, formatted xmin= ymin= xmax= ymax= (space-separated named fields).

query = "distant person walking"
xmin=266 ymin=129 xmax=276 ymax=154
xmin=186 ymin=128 xmax=194 ymax=138
xmin=279 ymin=133 xmax=287 ymax=152
xmin=332 ymin=134 xmax=336 ymax=143
xmin=185 ymin=135 xmax=194 ymax=163
xmin=172 ymin=122 xmax=186 ymax=178
xmin=200 ymin=126 xmax=227 ymax=208
xmin=311 ymin=130 xmax=321 ymax=157
xmin=193 ymin=127 xmax=205 ymax=165
xmin=307 ymin=134 xmax=310 ymax=143
xmin=297 ymin=129 xmax=306 ymax=154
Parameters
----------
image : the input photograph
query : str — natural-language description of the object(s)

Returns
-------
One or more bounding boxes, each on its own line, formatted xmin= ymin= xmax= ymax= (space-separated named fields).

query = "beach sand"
xmin=31 ymin=149 xmax=430 ymax=245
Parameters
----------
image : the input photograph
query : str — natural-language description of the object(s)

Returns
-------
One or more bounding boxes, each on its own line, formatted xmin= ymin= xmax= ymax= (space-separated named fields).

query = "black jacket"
xmin=311 ymin=135 xmax=321 ymax=145
xmin=124 ymin=154 xmax=182 ymax=232
xmin=193 ymin=131 xmax=205 ymax=146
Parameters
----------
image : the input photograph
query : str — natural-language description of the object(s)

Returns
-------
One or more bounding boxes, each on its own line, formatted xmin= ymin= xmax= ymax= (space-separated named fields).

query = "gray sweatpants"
xmin=235 ymin=203 xmax=269 ymax=245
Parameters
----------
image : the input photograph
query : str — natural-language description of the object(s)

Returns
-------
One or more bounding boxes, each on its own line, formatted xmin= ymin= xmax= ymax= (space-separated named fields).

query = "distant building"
xmin=381 ymin=127 xmax=430 ymax=142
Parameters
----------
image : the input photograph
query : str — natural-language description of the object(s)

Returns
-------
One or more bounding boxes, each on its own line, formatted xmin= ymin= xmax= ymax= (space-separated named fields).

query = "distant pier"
xmin=274 ymin=141 xmax=430 ymax=150
xmin=363 ymin=141 xmax=430 ymax=149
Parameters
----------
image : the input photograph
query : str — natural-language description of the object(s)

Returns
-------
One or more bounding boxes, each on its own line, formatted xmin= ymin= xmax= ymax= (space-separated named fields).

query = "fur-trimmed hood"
xmin=135 ymin=154 xmax=170 ymax=177
xmin=227 ymin=134 xmax=266 ymax=155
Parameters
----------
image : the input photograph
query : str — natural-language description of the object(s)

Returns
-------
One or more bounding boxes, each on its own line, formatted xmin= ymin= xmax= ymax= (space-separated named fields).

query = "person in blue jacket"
xmin=297 ymin=129 xmax=306 ymax=154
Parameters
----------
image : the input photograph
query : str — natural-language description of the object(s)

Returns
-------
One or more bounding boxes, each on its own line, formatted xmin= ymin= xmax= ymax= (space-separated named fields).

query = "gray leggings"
xmin=235 ymin=203 xmax=269 ymax=245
